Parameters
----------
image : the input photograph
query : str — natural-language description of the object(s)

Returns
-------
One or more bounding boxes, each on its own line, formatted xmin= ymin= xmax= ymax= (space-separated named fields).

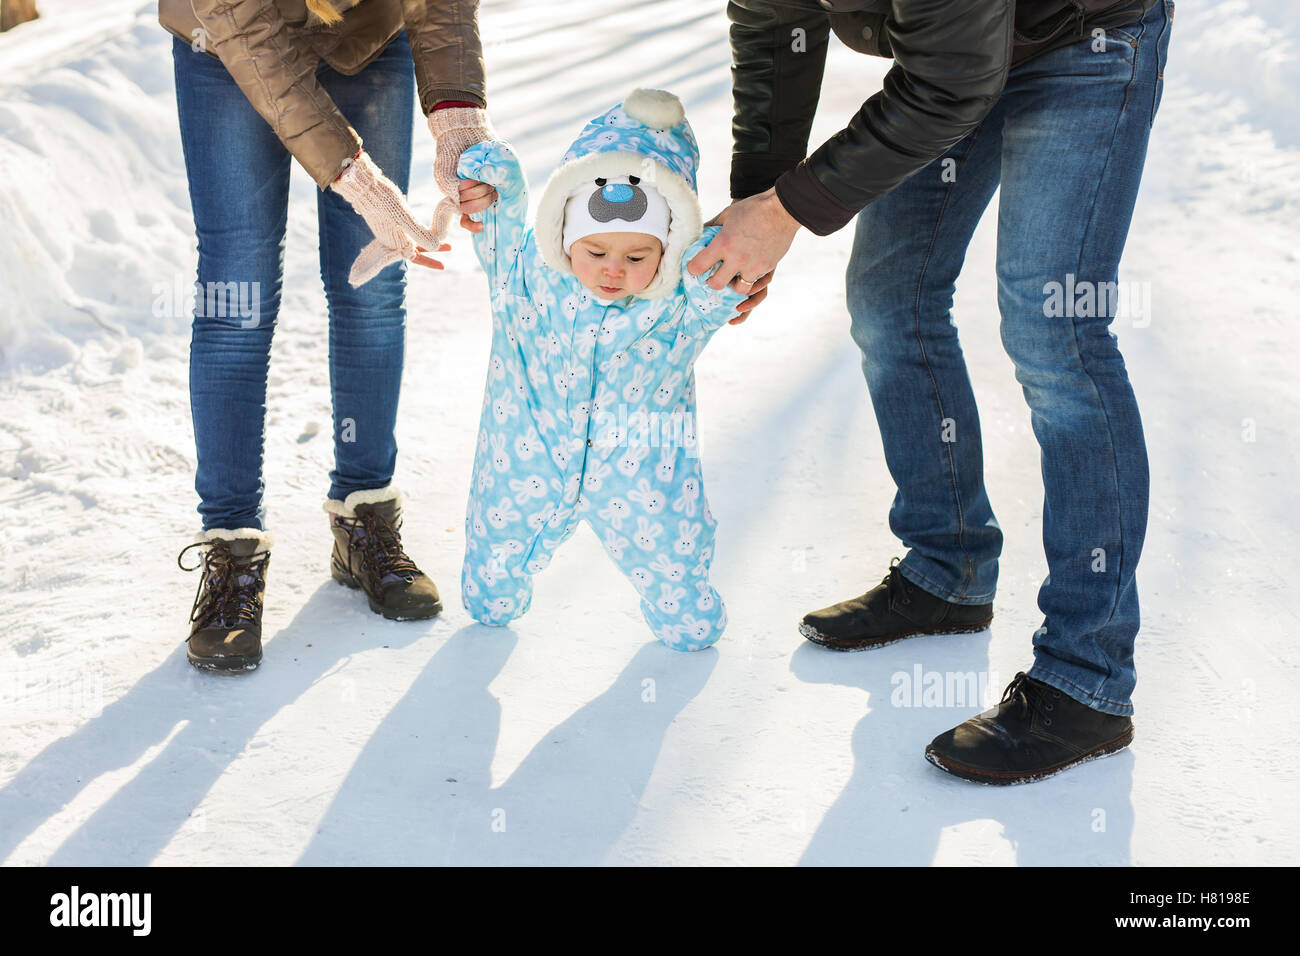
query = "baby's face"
xmin=570 ymin=232 xmax=663 ymax=299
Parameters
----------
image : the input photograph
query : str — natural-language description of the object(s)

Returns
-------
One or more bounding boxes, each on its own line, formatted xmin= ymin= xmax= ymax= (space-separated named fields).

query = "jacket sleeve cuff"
xmin=730 ymin=153 xmax=806 ymax=201
xmin=419 ymin=88 xmax=486 ymax=115
xmin=312 ymin=130 xmax=365 ymax=191
xmin=773 ymin=161 xmax=861 ymax=236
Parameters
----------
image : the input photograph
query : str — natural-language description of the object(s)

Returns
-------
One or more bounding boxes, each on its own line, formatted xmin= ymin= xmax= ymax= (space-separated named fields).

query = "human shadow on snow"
xmin=0 ymin=580 xmax=434 ymax=865
xmin=790 ymin=632 xmax=1135 ymax=866
xmin=299 ymin=635 xmax=717 ymax=865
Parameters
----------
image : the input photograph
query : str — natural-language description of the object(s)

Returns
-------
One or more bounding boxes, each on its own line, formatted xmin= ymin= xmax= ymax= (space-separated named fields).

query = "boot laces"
xmin=1000 ymin=672 xmax=1057 ymax=725
xmin=883 ymin=558 xmax=915 ymax=608
xmin=338 ymin=510 xmax=420 ymax=588
xmin=179 ymin=540 xmax=268 ymax=631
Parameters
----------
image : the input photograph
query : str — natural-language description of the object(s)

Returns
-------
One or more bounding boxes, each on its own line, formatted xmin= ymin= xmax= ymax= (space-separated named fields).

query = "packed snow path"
xmin=0 ymin=1 xmax=1296 ymax=865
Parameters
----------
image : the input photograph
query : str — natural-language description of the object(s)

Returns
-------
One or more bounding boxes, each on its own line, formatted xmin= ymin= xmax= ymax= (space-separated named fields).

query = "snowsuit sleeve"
xmin=457 ymin=140 xmax=529 ymax=297
xmin=677 ymin=226 xmax=749 ymax=336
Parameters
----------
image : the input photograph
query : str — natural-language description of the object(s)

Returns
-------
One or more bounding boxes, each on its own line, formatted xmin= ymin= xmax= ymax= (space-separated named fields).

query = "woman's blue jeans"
xmin=847 ymin=2 xmax=1173 ymax=714
xmin=172 ymin=32 xmax=416 ymax=531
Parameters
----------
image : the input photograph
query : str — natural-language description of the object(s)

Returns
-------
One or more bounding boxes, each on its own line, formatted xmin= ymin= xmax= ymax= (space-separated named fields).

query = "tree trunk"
xmin=1 ymin=0 xmax=40 ymax=32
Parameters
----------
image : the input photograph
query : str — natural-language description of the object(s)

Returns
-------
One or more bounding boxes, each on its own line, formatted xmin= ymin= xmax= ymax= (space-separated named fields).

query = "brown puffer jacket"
xmin=159 ymin=0 xmax=486 ymax=190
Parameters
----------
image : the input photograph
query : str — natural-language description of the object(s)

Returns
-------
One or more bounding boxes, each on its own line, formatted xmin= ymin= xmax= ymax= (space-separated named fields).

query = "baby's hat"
xmin=561 ymin=178 xmax=670 ymax=258
xmin=536 ymin=88 xmax=702 ymax=300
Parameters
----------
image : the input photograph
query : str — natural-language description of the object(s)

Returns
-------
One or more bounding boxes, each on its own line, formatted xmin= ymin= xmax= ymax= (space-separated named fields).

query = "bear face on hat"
xmin=562 ymin=174 xmax=672 ymax=257
xmin=592 ymin=176 xmax=648 ymax=222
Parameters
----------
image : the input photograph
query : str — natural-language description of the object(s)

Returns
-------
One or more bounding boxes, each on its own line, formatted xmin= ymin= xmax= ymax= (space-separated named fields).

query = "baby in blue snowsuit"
xmin=453 ymin=89 xmax=746 ymax=651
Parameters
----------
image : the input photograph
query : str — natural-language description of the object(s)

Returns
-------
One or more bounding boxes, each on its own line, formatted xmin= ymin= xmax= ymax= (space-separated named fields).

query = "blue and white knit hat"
xmin=537 ymin=88 xmax=703 ymax=300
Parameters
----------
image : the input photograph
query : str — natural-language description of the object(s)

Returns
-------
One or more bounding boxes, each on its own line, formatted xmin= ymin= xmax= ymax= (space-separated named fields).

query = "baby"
xmin=432 ymin=89 xmax=746 ymax=651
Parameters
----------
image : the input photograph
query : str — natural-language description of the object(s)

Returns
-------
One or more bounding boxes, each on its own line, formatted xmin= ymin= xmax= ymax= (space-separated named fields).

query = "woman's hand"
xmin=428 ymin=106 xmax=497 ymax=235
xmin=330 ymin=150 xmax=452 ymax=287
xmin=690 ymin=189 xmax=799 ymax=320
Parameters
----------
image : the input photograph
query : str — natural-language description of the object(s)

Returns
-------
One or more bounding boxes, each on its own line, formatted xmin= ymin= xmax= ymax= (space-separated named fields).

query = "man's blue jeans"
xmin=172 ymin=32 xmax=416 ymax=531
xmin=847 ymin=1 xmax=1173 ymax=714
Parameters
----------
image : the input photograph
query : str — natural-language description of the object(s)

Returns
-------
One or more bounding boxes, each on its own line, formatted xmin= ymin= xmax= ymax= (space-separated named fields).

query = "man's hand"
xmin=703 ymin=205 xmax=775 ymax=323
xmin=689 ymin=188 xmax=799 ymax=318
xmin=457 ymin=179 xmax=497 ymax=234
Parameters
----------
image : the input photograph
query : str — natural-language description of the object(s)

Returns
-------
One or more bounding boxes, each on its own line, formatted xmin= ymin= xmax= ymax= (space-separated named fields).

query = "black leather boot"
xmin=799 ymin=560 xmax=992 ymax=650
xmin=924 ymin=672 xmax=1134 ymax=785
xmin=326 ymin=487 xmax=442 ymax=621
xmin=179 ymin=530 xmax=272 ymax=673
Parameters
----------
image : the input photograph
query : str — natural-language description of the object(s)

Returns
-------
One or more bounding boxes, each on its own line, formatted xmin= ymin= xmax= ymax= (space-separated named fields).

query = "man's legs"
xmin=845 ymin=115 xmax=1006 ymax=603
xmin=993 ymin=1 xmax=1171 ymax=715
xmin=926 ymin=0 xmax=1173 ymax=783
xmin=800 ymin=100 xmax=1009 ymax=650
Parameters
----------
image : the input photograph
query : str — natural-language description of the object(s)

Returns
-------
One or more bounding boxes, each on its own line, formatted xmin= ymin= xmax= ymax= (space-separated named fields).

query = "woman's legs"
xmin=312 ymin=33 xmax=441 ymax=619
xmin=172 ymin=35 xmax=290 ymax=669
xmin=173 ymin=36 xmax=290 ymax=531
xmin=315 ymin=32 xmax=416 ymax=502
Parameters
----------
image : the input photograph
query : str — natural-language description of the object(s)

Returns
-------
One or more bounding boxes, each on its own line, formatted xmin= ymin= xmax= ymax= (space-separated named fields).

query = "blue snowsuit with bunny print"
xmin=455 ymin=132 xmax=745 ymax=651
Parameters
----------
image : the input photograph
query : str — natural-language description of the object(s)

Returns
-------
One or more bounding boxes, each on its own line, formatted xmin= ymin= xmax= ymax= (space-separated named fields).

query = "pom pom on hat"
xmin=623 ymin=88 xmax=686 ymax=129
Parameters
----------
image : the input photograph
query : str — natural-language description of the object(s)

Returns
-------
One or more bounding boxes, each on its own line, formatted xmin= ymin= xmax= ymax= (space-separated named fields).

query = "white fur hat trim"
xmin=537 ymin=152 xmax=701 ymax=301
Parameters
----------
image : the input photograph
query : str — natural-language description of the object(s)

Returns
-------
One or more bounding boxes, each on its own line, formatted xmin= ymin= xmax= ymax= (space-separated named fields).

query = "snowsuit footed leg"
xmin=461 ymin=512 xmax=534 ymax=626
xmin=587 ymin=493 xmax=726 ymax=652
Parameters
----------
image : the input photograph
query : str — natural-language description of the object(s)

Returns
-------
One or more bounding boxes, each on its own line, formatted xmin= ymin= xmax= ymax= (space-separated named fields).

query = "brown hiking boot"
xmin=179 ymin=529 xmax=273 ymax=673
xmin=325 ymin=487 xmax=442 ymax=621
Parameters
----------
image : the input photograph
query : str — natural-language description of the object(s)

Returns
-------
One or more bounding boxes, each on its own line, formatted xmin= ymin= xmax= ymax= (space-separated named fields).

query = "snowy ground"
xmin=0 ymin=1 xmax=1296 ymax=866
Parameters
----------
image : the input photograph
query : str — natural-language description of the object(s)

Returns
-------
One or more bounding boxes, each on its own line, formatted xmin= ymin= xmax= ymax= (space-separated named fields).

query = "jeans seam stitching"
xmin=909 ymin=124 xmax=991 ymax=600
xmin=1063 ymin=18 xmax=1146 ymax=632
xmin=1149 ymin=3 xmax=1172 ymax=126
xmin=319 ymin=188 xmax=345 ymax=501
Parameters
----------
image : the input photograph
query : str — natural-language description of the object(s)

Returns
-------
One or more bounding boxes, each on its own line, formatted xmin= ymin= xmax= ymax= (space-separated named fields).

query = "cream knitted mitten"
xmin=427 ymin=107 xmax=497 ymax=237
xmin=331 ymin=150 xmax=445 ymax=288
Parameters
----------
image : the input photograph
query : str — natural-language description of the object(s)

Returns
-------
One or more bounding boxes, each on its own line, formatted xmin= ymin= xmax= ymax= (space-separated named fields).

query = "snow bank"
xmin=0 ymin=1 xmax=192 ymax=372
xmin=1171 ymin=0 xmax=1300 ymax=149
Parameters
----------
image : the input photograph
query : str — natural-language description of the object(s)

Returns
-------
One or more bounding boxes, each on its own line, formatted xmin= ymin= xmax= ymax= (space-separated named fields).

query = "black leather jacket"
xmin=730 ymin=0 xmax=1157 ymax=234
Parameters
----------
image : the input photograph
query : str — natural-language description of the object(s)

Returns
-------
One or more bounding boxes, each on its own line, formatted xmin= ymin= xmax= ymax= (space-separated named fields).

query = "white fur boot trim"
xmin=322 ymin=484 xmax=403 ymax=518
xmin=194 ymin=527 xmax=275 ymax=552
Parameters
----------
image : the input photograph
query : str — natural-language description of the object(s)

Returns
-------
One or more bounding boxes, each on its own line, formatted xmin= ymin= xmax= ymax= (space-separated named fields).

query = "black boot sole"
xmin=187 ymin=649 xmax=262 ymax=673
xmin=922 ymin=727 xmax=1135 ymax=786
xmin=331 ymin=562 xmax=443 ymax=621
xmin=798 ymin=617 xmax=992 ymax=651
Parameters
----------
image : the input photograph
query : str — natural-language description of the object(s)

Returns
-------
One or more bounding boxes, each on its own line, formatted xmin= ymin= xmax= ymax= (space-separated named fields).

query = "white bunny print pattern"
xmin=456 ymin=140 xmax=745 ymax=651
